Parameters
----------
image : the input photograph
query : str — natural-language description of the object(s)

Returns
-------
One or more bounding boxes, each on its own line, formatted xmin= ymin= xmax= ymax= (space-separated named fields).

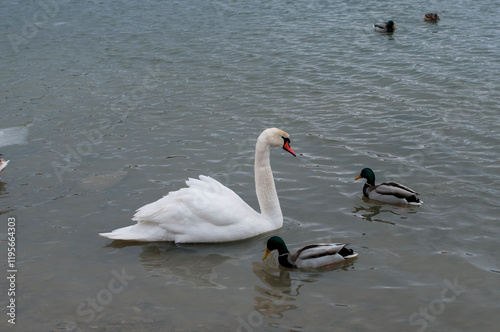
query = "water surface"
xmin=1 ymin=0 xmax=499 ymax=331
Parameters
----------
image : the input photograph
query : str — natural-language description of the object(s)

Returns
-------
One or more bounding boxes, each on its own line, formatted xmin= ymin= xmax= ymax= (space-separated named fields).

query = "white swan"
xmin=0 ymin=154 xmax=9 ymax=179
xmin=99 ymin=128 xmax=296 ymax=243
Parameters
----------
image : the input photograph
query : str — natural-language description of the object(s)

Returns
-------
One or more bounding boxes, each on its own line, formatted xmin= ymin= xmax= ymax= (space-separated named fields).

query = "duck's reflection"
xmin=351 ymin=199 xmax=423 ymax=225
xmin=251 ymin=260 xmax=298 ymax=319
xmin=352 ymin=203 xmax=395 ymax=225
xmin=251 ymin=256 xmax=356 ymax=320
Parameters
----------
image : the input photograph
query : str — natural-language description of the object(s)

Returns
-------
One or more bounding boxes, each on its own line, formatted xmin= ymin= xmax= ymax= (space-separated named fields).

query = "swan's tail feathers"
xmin=99 ymin=222 xmax=168 ymax=242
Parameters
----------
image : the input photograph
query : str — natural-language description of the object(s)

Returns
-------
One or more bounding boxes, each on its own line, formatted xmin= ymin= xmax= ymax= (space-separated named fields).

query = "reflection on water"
xmin=352 ymin=203 xmax=396 ymax=225
xmin=0 ymin=180 xmax=7 ymax=195
xmin=2 ymin=0 xmax=500 ymax=330
xmin=106 ymin=241 xmax=242 ymax=290
xmin=351 ymin=199 xmax=420 ymax=225
xmin=0 ymin=181 xmax=11 ymax=215
xmin=251 ymin=257 xmax=357 ymax=324
xmin=252 ymin=261 xmax=298 ymax=319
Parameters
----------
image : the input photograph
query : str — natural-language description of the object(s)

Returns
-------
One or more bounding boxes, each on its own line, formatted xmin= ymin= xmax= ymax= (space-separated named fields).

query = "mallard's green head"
xmin=355 ymin=168 xmax=376 ymax=186
xmin=386 ymin=20 xmax=396 ymax=32
xmin=263 ymin=236 xmax=289 ymax=260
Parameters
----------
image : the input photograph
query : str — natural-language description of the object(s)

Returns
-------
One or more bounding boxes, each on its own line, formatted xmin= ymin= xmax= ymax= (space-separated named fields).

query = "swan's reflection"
xmin=106 ymin=241 xmax=242 ymax=290
xmin=141 ymin=244 xmax=232 ymax=289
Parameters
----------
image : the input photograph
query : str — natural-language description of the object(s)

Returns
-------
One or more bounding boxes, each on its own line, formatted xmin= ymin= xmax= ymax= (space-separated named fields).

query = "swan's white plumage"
xmin=100 ymin=128 xmax=295 ymax=243
xmin=128 ymin=175 xmax=263 ymax=242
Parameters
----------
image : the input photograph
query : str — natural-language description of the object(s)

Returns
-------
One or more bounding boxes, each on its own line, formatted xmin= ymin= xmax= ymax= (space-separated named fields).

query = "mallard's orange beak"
xmin=354 ymin=175 xmax=362 ymax=180
xmin=262 ymin=249 xmax=272 ymax=260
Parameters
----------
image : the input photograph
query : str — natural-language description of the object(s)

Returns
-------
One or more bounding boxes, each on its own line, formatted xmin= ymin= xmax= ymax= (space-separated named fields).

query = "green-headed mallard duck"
xmin=374 ymin=20 xmax=396 ymax=33
xmin=424 ymin=13 xmax=440 ymax=23
xmin=355 ymin=168 xmax=423 ymax=205
xmin=263 ymin=236 xmax=358 ymax=269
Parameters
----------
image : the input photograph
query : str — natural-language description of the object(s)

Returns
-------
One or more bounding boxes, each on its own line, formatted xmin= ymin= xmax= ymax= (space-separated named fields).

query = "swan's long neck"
xmin=254 ymin=137 xmax=283 ymax=224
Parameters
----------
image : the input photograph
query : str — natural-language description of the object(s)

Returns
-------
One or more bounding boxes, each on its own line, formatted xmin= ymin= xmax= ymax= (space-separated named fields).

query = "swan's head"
xmin=261 ymin=128 xmax=296 ymax=156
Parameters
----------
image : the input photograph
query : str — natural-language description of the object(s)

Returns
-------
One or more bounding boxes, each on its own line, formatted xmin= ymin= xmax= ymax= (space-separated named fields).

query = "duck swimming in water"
xmin=374 ymin=20 xmax=397 ymax=33
xmin=355 ymin=168 xmax=422 ymax=205
xmin=424 ymin=13 xmax=440 ymax=23
xmin=263 ymin=236 xmax=358 ymax=269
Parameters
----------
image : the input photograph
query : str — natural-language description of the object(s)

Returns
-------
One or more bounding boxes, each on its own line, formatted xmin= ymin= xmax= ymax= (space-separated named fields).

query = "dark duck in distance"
xmin=374 ymin=20 xmax=397 ymax=33
xmin=424 ymin=13 xmax=440 ymax=22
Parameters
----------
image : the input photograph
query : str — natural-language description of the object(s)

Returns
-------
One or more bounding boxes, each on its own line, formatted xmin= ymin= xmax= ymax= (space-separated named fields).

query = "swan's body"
xmin=0 ymin=155 xmax=9 ymax=179
xmin=100 ymin=128 xmax=296 ymax=243
xmin=263 ymin=236 xmax=358 ymax=269
xmin=355 ymin=168 xmax=422 ymax=205
xmin=374 ymin=20 xmax=397 ymax=33
xmin=424 ymin=13 xmax=440 ymax=23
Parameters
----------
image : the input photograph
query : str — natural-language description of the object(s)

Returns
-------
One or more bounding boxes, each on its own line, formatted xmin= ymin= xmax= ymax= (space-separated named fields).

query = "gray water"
xmin=1 ymin=0 xmax=499 ymax=331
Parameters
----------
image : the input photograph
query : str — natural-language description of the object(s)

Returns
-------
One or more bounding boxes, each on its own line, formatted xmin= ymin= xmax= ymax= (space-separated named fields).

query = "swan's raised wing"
xmin=100 ymin=176 xmax=273 ymax=243
xmin=133 ymin=175 xmax=259 ymax=224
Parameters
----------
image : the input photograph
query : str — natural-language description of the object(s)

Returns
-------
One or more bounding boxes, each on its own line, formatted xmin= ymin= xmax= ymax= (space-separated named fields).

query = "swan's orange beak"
xmin=263 ymin=249 xmax=272 ymax=260
xmin=283 ymin=139 xmax=296 ymax=156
